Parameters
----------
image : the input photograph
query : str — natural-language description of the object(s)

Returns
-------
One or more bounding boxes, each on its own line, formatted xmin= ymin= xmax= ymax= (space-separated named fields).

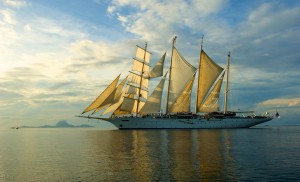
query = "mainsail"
xmin=196 ymin=50 xmax=224 ymax=113
xmin=139 ymin=72 xmax=168 ymax=115
xmin=82 ymin=74 xmax=120 ymax=114
xmin=167 ymin=45 xmax=197 ymax=113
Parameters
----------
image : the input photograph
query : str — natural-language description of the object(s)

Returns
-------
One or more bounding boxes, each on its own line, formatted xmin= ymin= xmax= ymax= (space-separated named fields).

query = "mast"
xmin=196 ymin=35 xmax=204 ymax=113
xmin=136 ymin=42 xmax=147 ymax=116
xmin=166 ymin=36 xmax=177 ymax=114
xmin=223 ymin=51 xmax=230 ymax=114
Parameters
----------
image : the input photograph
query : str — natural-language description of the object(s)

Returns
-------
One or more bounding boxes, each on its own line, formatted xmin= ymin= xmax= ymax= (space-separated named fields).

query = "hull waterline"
xmin=105 ymin=116 xmax=273 ymax=129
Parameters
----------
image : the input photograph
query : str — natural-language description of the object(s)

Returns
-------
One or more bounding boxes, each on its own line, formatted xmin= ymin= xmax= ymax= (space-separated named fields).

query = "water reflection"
xmin=1 ymin=128 xmax=299 ymax=181
xmin=84 ymin=129 xmax=237 ymax=181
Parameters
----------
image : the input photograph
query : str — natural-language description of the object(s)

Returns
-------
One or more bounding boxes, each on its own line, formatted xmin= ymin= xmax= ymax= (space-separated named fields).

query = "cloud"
xmin=255 ymin=97 xmax=300 ymax=124
xmin=0 ymin=9 xmax=17 ymax=25
xmin=107 ymin=0 xmax=227 ymax=41
xmin=3 ymin=0 xmax=28 ymax=8
xmin=0 ymin=64 xmax=93 ymax=111
xmin=257 ymin=98 xmax=300 ymax=107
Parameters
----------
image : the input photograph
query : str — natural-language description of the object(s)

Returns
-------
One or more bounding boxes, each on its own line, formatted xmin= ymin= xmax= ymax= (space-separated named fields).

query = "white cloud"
xmin=258 ymin=98 xmax=300 ymax=107
xmin=240 ymin=2 xmax=300 ymax=38
xmin=0 ymin=9 xmax=17 ymax=25
xmin=3 ymin=0 xmax=28 ymax=8
xmin=107 ymin=0 xmax=227 ymax=40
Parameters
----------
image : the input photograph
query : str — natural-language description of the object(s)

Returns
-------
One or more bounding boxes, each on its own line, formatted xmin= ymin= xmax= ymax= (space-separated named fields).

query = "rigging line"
xmin=165 ymin=43 xmax=172 ymax=54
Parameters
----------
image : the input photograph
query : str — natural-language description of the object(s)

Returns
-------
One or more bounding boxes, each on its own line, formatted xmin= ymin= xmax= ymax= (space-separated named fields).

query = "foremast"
xmin=136 ymin=42 xmax=148 ymax=116
xmin=120 ymin=44 xmax=151 ymax=115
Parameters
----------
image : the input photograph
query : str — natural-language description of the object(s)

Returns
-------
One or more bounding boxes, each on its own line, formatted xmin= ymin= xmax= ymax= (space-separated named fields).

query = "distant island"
xmin=20 ymin=120 xmax=94 ymax=128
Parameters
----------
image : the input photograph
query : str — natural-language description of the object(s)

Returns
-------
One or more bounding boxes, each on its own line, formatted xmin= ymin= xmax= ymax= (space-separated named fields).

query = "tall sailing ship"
xmin=78 ymin=36 xmax=273 ymax=129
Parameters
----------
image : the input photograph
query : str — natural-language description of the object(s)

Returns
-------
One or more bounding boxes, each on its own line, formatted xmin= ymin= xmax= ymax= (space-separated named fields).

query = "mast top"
xmin=200 ymin=35 xmax=204 ymax=50
xmin=172 ymin=36 xmax=177 ymax=46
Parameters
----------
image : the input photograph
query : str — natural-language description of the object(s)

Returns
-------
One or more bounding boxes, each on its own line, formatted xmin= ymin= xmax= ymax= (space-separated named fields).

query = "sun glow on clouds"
xmin=258 ymin=98 xmax=300 ymax=107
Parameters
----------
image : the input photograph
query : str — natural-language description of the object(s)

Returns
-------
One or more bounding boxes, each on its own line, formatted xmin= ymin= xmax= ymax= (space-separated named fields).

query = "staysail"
xmin=199 ymin=72 xmax=225 ymax=112
xmin=170 ymin=73 xmax=196 ymax=113
xmin=196 ymin=50 xmax=224 ymax=113
xmin=139 ymin=72 xmax=168 ymax=115
xmin=93 ymin=75 xmax=128 ymax=114
xmin=167 ymin=46 xmax=197 ymax=113
xmin=82 ymin=74 xmax=120 ymax=114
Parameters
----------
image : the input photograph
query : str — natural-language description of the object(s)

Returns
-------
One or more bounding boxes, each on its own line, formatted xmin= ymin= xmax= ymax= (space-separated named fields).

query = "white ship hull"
xmin=106 ymin=116 xmax=273 ymax=129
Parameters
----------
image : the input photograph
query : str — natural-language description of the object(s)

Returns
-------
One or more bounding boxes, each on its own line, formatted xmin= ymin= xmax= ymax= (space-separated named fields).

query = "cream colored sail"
xmin=167 ymin=47 xmax=197 ymax=113
xmin=139 ymin=72 xmax=167 ymax=115
xmin=149 ymin=53 xmax=165 ymax=78
xmin=81 ymin=74 xmax=120 ymax=114
xmin=170 ymin=73 xmax=196 ymax=113
xmin=120 ymin=46 xmax=150 ymax=114
xmin=196 ymin=50 xmax=224 ymax=113
xmin=199 ymin=72 xmax=225 ymax=112
xmin=93 ymin=75 xmax=128 ymax=114
xmin=102 ymin=88 xmax=127 ymax=116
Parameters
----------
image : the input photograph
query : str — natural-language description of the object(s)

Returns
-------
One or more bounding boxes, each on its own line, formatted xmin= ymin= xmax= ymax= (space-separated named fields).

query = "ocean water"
xmin=0 ymin=126 xmax=299 ymax=181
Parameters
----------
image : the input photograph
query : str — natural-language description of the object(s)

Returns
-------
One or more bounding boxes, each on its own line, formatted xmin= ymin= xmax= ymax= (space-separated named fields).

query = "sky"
xmin=0 ymin=0 xmax=299 ymax=128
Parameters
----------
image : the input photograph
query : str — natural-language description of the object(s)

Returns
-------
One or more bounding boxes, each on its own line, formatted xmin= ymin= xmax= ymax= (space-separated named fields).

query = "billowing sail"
xmin=149 ymin=53 xmax=165 ymax=78
xmin=120 ymin=46 xmax=150 ymax=114
xmin=139 ymin=72 xmax=167 ymax=115
xmin=167 ymin=47 xmax=197 ymax=113
xmin=170 ymin=73 xmax=196 ymax=113
xmin=196 ymin=50 xmax=224 ymax=113
xmin=93 ymin=75 xmax=128 ymax=114
xmin=113 ymin=75 xmax=128 ymax=102
xmin=102 ymin=89 xmax=127 ymax=116
xmin=82 ymin=74 xmax=120 ymax=114
xmin=199 ymin=72 xmax=225 ymax=112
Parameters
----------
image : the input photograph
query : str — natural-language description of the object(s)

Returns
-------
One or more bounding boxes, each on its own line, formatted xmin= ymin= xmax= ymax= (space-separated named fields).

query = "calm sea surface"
xmin=0 ymin=126 xmax=299 ymax=181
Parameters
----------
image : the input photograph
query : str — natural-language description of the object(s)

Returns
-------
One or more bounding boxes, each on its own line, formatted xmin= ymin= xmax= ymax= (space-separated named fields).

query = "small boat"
xmin=11 ymin=122 xmax=19 ymax=129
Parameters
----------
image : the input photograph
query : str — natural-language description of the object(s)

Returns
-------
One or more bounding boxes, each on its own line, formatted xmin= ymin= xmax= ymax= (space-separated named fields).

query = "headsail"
xmin=101 ymin=88 xmax=127 ymax=117
xmin=93 ymin=75 xmax=128 ymax=114
xmin=81 ymin=74 xmax=120 ymax=114
xmin=139 ymin=72 xmax=168 ymax=115
xmin=167 ymin=46 xmax=197 ymax=113
xmin=196 ymin=50 xmax=224 ymax=113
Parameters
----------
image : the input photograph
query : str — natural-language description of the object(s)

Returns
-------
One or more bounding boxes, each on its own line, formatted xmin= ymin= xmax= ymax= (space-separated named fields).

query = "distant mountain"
xmin=56 ymin=120 xmax=73 ymax=127
xmin=21 ymin=120 xmax=94 ymax=128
